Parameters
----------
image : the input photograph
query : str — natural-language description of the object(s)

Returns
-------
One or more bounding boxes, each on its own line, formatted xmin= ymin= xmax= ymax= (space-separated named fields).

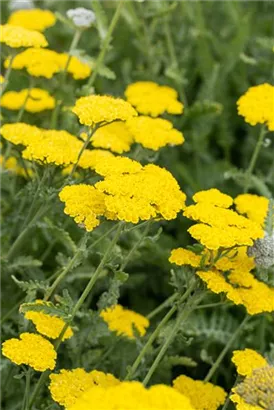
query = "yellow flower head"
xmin=72 ymin=95 xmax=137 ymax=126
xmin=197 ymin=269 xmax=274 ymax=315
xmin=184 ymin=189 xmax=264 ymax=250
xmin=126 ymin=116 xmax=184 ymax=151
xmin=0 ymin=122 xmax=42 ymax=146
xmin=2 ymin=332 xmax=56 ymax=371
xmin=234 ymin=194 xmax=269 ymax=227
xmin=193 ymin=188 xmax=233 ymax=208
xmin=49 ymin=368 xmax=120 ymax=409
xmin=22 ymin=129 xmax=83 ymax=166
xmin=230 ymin=392 xmax=261 ymax=410
xmin=59 ymin=185 xmax=107 ymax=231
xmin=169 ymin=248 xmax=202 ymax=267
xmin=78 ymin=149 xmax=115 ymax=170
xmin=125 ymin=81 xmax=184 ymax=117
xmin=232 ymin=349 xmax=268 ymax=377
xmin=1 ymin=88 xmax=55 ymax=112
xmin=91 ymin=121 xmax=134 ymax=154
xmin=237 ymin=83 xmax=274 ymax=131
xmin=8 ymin=9 xmax=56 ymax=32
xmin=0 ymin=24 xmax=48 ymax=48
xmin=173 ymin=375 xmax=227 ymax=410
xmin=69 ymin=381 xmax=195 ymax=410
xmin=0 ymin=75 xmax=4 ymax=84
xmin=4 ymin=48 xmax=91 ymax=79
xmin=95 ymin=162 xmax=187 ymax=223
xmin=23 ymin=300 xmax=73 ymax=340
xmin=100 ymin=304 xmax=149 ymax=339
xmin=94 ymin=156 xmax=142 ymax=177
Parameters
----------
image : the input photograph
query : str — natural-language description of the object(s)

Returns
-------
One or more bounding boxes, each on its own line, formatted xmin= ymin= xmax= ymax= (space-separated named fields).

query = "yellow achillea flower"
xmin=232 ymin=349 xmax=268 ymax=377
xmin=5 ymin=48 xmax=91 ymax=79
xmin=169 ymin=248 xmax=202 ymax=267
xmin=0 ymin=122 xmax=42 ymax=146
xmin=23 ymin=300 xmax=73 ymax=340
xmin=193 ymin=188 xmax=233 ymax=208
xmin=234 ymin=194 xmax=269 ymax=227
xmin=72 ymin=95 xmax=137 ymax=126
xmin=95 ymin=162 xmax=187 ymax=223
xmin=0 ymin=24 xmax=48 ymax=48
xmin=91 ymin=121 xmax=134 ymax=154
xmin=59 ymin=185 xmax=107 ymax=231
xmin=173 ymin=375 xmax=227 ymax=410
xmin=237 ymin=83 xmax=274 ymax=131
xmin=0 ymin=75 xmax=4 ymax=84
xmin=125 ymin=81 xmax=184 ymax=117
xmin=0 ymin=155 xmax=32 ymax=178
xmin=22 ymin=129 xmax=83 ymax=166
xmin=94 ymin=156 xmax=142 ymax=176
xmin=197 ymin=269 xmax=274 ymax=315
xmin=231 ymin=349 xmax=270 ymax=410
xmin=8 ymin=9 xmax=56 ymax=32
xmin=78 ymin=149 xmax=115 ymax=170
xmin=69 ymin=381 xmax=195 ymax=410
xmin=49 ymin=368 xmax=120 ymax=409
xmin=2 ymin=332 xmax=56 ymax=371
xmin=1 ymin=88 xmax=55 ymax=113
xmin=100 ymin=304 xmax=149 ymax=339
xmin=126 ymin=116 xmax=184 ymax=151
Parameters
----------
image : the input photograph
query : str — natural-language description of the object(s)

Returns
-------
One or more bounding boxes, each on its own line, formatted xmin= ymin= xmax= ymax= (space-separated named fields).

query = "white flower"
xmin=9 ymin=0 xmax=34 ymax=10
xmin=66 ymin=7 xmax=96 ymax=28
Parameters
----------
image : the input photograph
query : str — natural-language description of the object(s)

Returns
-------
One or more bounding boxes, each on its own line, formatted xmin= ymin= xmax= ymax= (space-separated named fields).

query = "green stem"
xmin=28 ymin=222 xmax=124 ymax=409
xmin=22 ymin=369 xmax=31 ymax=410
xmin=204 ymin=315 xmax=250 ymax=382
xmin=142 ymin=290 xmax=203 ymax=386
xmin=1 ymin=297 xmax=25 ymax=324
xmin=126 ymin=284 xmax=195 ymax=381
xmin=63 ymin=29 xmax=82 ymax=81
xmin=7 ymin=204 xmax=49 ymax=261
xmin=147 ymin=293 xmax=178 ymax=320
xmin=120 ymin=220 xmax=151 ymax=271
xmin=1 ymin=53 xmax=16 ymax=96
xmin=87 ymin=0 xmax=125 ymax=88
xmin=44 ymin=232 xmax=89 ymax=301
xmin=244 ymin=126 xmax=267 ymax=193
xmin=17 ymin=80 xmax=33 ymax=122
xmin=68 ymin=127 xmax=95 ymax=178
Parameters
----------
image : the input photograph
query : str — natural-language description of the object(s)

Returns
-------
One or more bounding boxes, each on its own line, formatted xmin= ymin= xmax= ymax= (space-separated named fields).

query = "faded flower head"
xmin=9 ymin=0 xmax=34 ymax=11
xmin=247 ymin=232 xmax=274 ymax=269
xmin=66 ymin=7 xmax=96 ymax=28
xmin=234 ymin=366 xmax=274 ymax=409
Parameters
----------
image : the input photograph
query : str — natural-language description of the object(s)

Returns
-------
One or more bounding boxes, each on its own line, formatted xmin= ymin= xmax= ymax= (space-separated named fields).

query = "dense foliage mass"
xmin=1 ymin=1 xmax=273 ymax=409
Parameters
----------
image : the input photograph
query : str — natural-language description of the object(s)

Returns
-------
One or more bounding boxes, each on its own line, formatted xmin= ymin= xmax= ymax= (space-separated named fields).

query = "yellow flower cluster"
xmin=232 ymin=349 xmax=268 ymax=377
xmin=0 ymin=122 xmax=113 ymax=169
xmin=173 ymin=375 xmax=227 ymax=410
xmin=0 ymin=24 xmax=48 ymax=48
xmin=8 ymin=9 xmax=56 ymax=32
xmin=234 ymin=194 xmax=269 ymax=227
xmin=23 ymin=300 xmax=73 ymax=340
xmin=69 ymin=381 xmax=195 ymax=410
xmin=0 ymin=75 xmax=4 ymax=84
xmin=0 ymin=122 xmax=42 ymax=146
xmin=72 ymin=95 xmax=137 ymax=126
xmin=169 ymin=248 xmax=202 ymax=267
xmin=49 ymin=368 xmax=120 ymax=408
xmin=2 ymin=332 xmax=56 ymax=371
xmin=183 ymin=189 xmax=263 ymax=250
xmin=231 ymin=349 xmax=270 ymax=410
xmin=4 ymin=48 xmax=91 ymax=79
xmin=1 ymin=88 xmax=55 ymax=112
xmin=95 ymin=161 xmax=187 ymax=223
xmin=100 ymin=305 xmax=149 ymax=339
xmin=126 ymin=116 xmax=184 ymax=151
xmin=91 ymin=121 xmax=134 ymax=153
xmin=125 ymin=81 xmax=184 ymax=117
xmin=60 ymin=159 xmax=186 ymax=228
xmin=59 ymin=185 xmax=106 ymax=231
xmin=197 ymin=269 xmax=274 ymax=315
xmin=0 ymin=155 xmax=32 ymax=178
xmin=237 ymin=83 xmax=274 ymax=131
